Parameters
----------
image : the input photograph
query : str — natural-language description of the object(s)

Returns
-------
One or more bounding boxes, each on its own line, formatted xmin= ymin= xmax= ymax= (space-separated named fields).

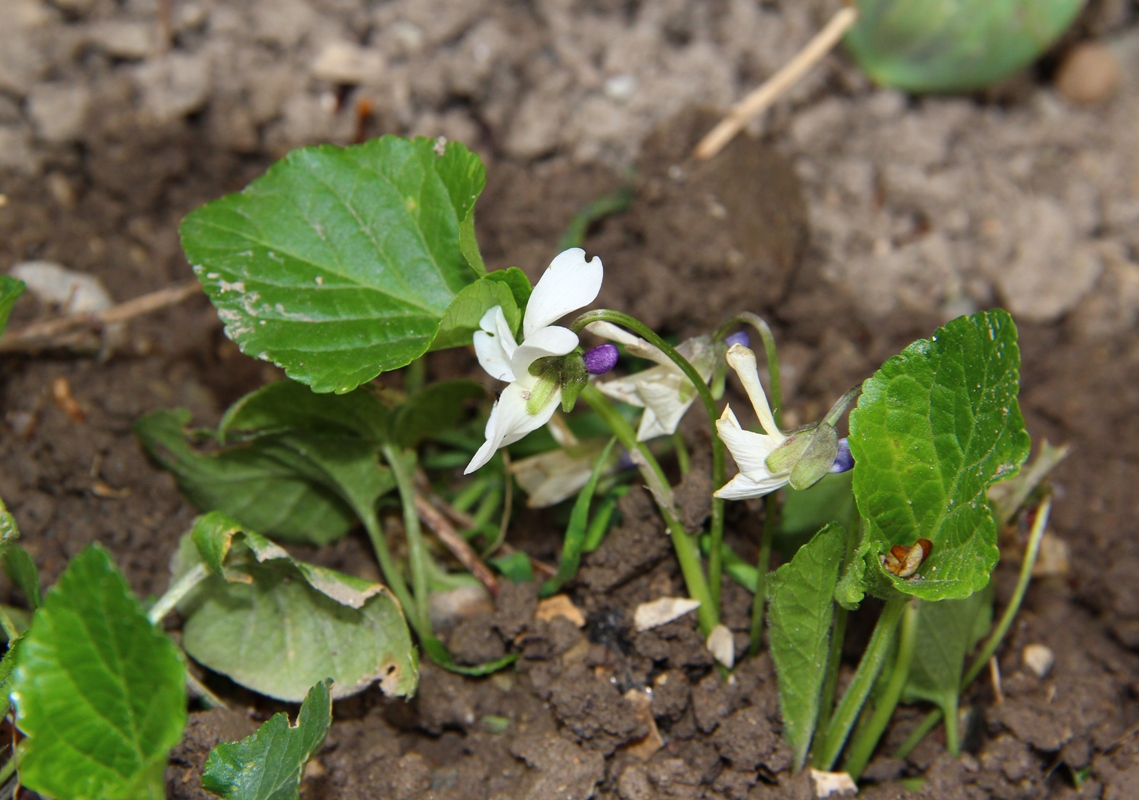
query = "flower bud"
xmin=831 ymin=438 xmax=853 ymax=474
xmin=723 ymin=331 xmax=750 ymax=349
xmin=583 ymin=343 xmax=619 ymax=375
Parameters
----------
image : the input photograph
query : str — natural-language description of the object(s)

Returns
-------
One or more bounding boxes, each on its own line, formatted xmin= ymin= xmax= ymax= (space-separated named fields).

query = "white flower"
xmin=714 ymin=343 xmax=791 ymax=500
xmin=588 ymin=321 xmax=715 ymax=441
xmin=465 ymin=248 xmax=603 ymax=474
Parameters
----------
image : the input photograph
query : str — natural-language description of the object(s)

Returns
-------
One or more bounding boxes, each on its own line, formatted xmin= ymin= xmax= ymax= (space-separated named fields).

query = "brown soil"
xmin=2 ymin=1 xmax=1138 ymax=798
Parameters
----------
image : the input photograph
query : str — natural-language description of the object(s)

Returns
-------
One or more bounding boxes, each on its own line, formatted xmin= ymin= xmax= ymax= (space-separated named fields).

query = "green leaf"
xmin=431 ymin=275 xmax=521 ymax=351
xmin=540 ymin=437 xmax=618 ymax=597
xmin=779 ymin=471 xmax=854 ymax=554
xmin=489 ymin=551 xmax=533 ymax=583
xmin=176 ymin=516 xmax=418 ymax=702
xmin=218 ymin=380 xmax=391 ymax=444
xmin=3 ymin=545 xmax=41 ymax=609
xmin=12 ymin=545 xmax=186 ymax=800
xmin=201 ymin=679 xmax=332 ymax=800
xmin=135 ymin=409 xmax=360 ymax=545
xmin=845 ymin=0 xmax=1084 ymax=92
xmin=849 ymin=310 xmax=1031 ymax=602
xmin=0 ymin=637 xmax=23 ymax=718
xmin=391 ymin=380 xmax=484 ymax=448
xmin=768 ymin=523 xmax=846 ymax=770
xmin=0 ymin=275 xmax=24 ymax=336
xmin=902 ymin=588 xmax=992 ymax=739
xmin=180 ymin=136 xmax=486 ymax=394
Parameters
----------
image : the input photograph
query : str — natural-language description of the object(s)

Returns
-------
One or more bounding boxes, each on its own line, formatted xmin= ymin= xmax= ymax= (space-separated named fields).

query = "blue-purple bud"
xmin=830 ymin=438 xmax=854 ymax=474
xmin=584 ymin=343 xmax=619 ymax=375
xmin=724 ymin=331 xmax=750 ymax=349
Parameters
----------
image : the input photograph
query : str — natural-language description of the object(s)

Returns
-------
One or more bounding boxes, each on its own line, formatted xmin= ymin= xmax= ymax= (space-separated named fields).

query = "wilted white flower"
xmin=465 ymin=248 xmax=603 ymax=474
xmin=714 ymin=344 xmax=792 ymax=499
xmin=588 ymin=321 xmax=716 ymax=441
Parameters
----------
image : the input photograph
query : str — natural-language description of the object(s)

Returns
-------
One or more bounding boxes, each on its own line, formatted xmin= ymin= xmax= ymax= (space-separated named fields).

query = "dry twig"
xmin=694 ymin=5 xmax=859 ymax=160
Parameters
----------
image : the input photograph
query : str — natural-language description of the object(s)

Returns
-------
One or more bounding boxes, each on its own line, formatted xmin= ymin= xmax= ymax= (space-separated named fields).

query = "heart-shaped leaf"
xmin=12 ymin=545 xmax=186 ymax=800
xmin=180 ymin=136 xmax=486 ymax=393
xmin=849 ymin=310 xmax=1031 ymax=602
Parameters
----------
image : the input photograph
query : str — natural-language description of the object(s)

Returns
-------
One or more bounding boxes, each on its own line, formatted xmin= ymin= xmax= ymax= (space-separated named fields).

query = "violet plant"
xmin=0 ymin=136 xmax=1051 ymax=795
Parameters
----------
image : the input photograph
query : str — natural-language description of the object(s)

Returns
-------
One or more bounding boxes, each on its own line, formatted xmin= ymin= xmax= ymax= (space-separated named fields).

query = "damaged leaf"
xmin=175 ymin=513 xmax=418 ymax=702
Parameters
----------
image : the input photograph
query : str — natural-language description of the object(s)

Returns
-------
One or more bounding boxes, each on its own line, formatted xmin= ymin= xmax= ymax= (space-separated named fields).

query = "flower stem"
xmin=747 ymin=494 xmax=778 ymax=658
xmin=574 ymin=309 xmax=725 ymax=616
xmin=147 ymin=562 xmax=210 ymax=625
xmin=813 ymin=596 xmax=907 ymax=771
xmin=581 ymin=384 xmax=717 ymax=635
xmin=842 ymin=598 xmax=921 ymax=779
xmin=890 ymin=495 xmax=1052 ymax=761
xmin=382 ymin=444 xmax=431 ymax=638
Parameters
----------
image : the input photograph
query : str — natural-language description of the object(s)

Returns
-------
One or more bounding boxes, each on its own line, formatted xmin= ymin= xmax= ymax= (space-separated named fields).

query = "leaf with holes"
xmin=12 ymin=545 xmax=186 ymax=800
xmin=180 ymin=136 xmax=486 ymax=393
xmin=848 ymin=310 xmax=1031 ymax=602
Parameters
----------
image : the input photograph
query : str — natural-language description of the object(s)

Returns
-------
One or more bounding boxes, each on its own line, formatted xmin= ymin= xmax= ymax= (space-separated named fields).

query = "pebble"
xmin=27 ymin=82 xmax=90 ymax=143
xmin=9 ymin=260 xmax=113 ymax=314
xmin=809 ymin=769 xmax=857 ymax=798
xmin=1055 ymin=42 xmax=1122 ymax=105
xmin=86 ymin=20 xmax=154 ymax=60
xmin=1023 ymin=644 xmax=1055 ymax=678
xmin=311 ymin=42 xmax=384 ymax=85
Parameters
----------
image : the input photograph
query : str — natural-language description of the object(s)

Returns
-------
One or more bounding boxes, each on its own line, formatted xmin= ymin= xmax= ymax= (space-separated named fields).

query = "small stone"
xmin=535 ymin=594 xmax=586 ymax=627
xmin=133 ymin=52 xmax=211 ymax=122
xmin=706 ymin=623 xmax=734 ymax=668
xmin=621 ymin=689 xmax=663 ymax=761
xmin=0 ymin=126 xmax=40 ymax=176
xmin=87 ymin=21 xmax=154 ymax=60
xmin=1023 ymin=644 xmax=1055 ymax=678
xmin=311 ymin=42 xmax=384 ymax=85
xmin=1055 ymin=42 xmax=1121 ymax=105
xmin=27 ymin=82 xmax=90 ymax=143
xmin=10 ymin=261 xmax=113 ymax=314
xmin=809 ymin=768 xmax=857 ymax=798
xmin=633 ymin=597 xmax=701 ymax=632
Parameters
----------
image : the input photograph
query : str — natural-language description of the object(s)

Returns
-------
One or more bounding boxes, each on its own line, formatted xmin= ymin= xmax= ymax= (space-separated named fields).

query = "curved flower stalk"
xmin=716 ymin=344 xmax=855 ymax=500
xmin=465 ymin=248 xmax=603 ymax=474
xmin=588 ymin=321 xmax=717 ymax=441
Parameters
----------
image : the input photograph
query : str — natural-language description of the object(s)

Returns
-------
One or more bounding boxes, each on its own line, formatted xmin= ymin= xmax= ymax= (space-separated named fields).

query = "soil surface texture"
xmin=2 ymin=0 xmax=1139 ymax=798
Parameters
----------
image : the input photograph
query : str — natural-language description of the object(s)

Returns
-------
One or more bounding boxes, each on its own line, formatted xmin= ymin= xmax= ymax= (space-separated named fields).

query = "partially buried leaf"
xmin=0 ymin=275 xmax=24 ymax=336
xmin=12 ymin=545 xmax=186 ymax=800
xmin=134 ymin=409 xmax=391 ymax=545
xmin=201 ymin=679 xmax=333 ymax=800
xmin=176 ymin=514 xmax=418 ymax=702
xmin=180 ymin=136 xmax=486 ymax=393
xmin=848 ymin=310 xmax=1031 ymax=602
xmin=768 ymin=523 xmax=846 ymax=771
xmin=845 ymin=0 xmax=1085 ymax=93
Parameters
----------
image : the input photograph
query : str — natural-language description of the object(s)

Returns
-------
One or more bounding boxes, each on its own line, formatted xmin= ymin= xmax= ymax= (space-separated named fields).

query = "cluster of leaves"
xmin=0 ymin=135 xmax=1044 ymax=795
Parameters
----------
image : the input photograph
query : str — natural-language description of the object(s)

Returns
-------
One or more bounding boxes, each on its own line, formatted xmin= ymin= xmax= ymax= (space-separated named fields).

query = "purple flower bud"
xmin=584 ymin=343 xmax=619 ymax=375
xmin=724 ymin=331 xmax=750 ymax=349
xmin=830 ymin=438 xmax=854 ymax=474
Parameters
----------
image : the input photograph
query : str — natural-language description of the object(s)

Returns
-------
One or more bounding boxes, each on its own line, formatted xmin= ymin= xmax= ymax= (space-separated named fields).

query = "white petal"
xmin=636 ymin=375 xmax=695 ymax=440
xmin=524 ymin=248 xmax=603 ymax=339
xmin=716 ymin=405 xmax=790 ymax=494
xmin=706 ymin=624 xmax=734 ymax=668
xmin=511 ymin=324 xmax=578 ymax=378
xmin=595 ymin=374 xmax=647 ymax=408
xmin=585 ymin=320 xmax=671 ymax=368
xmin=464 ymin=382 xmax=560 ymax=474
xmin=726 ymin=344 xmax=781 ymax=437
xmin=713 ymin=470 xmax=789 ymax=500
xmin=473 ymin=306 xmax=518 ymax=382
xmin=634 ymin=597 xmax=701 ymax=631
